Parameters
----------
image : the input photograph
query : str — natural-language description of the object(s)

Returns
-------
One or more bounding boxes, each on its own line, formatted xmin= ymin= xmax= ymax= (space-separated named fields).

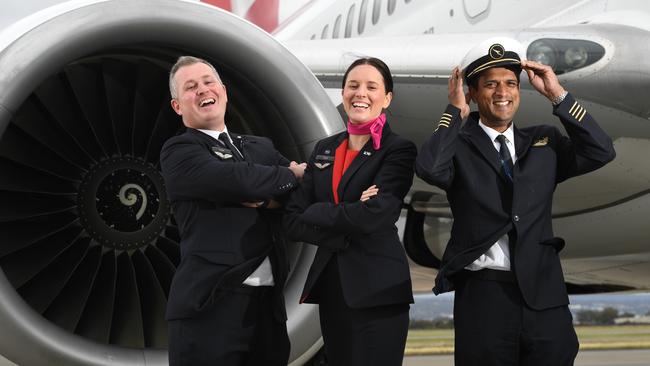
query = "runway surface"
xmin=402 ymin=349 xmax=650 ymax=366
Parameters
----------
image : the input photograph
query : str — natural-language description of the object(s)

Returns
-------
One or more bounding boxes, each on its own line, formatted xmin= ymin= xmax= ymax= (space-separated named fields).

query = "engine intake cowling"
xmin=0 ymin=1 xmax=341 ymax=365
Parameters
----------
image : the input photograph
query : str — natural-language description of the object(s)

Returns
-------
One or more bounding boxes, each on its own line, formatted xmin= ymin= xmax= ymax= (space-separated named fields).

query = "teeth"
xmin=494 ymin=101 xmax=509 ymax=106
xmin=200 ymin=98 xmax=215 ymax=107
xmin=352 ymin=102 xmax=369 ymax=108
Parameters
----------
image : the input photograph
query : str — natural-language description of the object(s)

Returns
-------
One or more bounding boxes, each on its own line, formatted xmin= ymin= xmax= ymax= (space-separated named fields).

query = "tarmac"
xmin=402 ymin=349 xmax=650 ymax=366
xmin=1 ymin=349 xmax=649 ymax=365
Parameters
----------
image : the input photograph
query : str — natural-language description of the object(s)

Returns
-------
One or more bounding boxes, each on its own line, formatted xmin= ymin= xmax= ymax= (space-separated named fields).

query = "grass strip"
xmin=404 ymin=325 xmax=650 ymax=356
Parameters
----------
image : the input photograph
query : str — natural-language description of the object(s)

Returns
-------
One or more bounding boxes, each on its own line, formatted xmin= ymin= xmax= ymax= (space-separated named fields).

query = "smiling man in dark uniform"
xmin=160 ymin=56 xmax=305 ymax=366
xmin=415 ymin=38 xmax=616 ymax=365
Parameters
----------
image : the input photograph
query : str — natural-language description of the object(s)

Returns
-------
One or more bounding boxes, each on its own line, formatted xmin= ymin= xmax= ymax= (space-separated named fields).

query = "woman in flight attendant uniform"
xmin=284 ymin=57 xmax=417 ymax=365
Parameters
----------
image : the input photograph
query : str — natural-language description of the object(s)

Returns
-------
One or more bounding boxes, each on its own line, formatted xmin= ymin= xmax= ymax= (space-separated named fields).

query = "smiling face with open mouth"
xmin=469 ymin=67 xmax=521 ymax=132
xmin=342 ymin=64 xmax=392 ymax=125
xmin=171 ymin=62 xmax=228 ymax=131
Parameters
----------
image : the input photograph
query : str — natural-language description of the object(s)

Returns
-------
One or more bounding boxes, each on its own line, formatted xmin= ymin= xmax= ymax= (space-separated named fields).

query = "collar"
xmin=478 ymin=119 xmax=515 ymax=144
xmin=198 ymin=126 xmax=231 ymax=143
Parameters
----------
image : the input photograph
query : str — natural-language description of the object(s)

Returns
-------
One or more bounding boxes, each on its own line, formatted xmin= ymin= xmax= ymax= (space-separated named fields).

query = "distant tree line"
xmin=410 ymin=307 xmax=650 ymax=329
xmin=575 ymin=307 xmax=635 ymax=325
xmin=410 ymin=307 xmax=650 ymax=328
xmin=409 ymin=317 xmax=454 ymax=329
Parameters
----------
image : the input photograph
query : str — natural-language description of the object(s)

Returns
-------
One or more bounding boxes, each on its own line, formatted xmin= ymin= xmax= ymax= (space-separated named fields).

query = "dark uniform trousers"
xmin=168 ymin=286 xmax=289 ymax=366
xmin=316 ymin=256 xmax=410 ymax=366
xmin=453 ymin=270 xmax=579 ymax=366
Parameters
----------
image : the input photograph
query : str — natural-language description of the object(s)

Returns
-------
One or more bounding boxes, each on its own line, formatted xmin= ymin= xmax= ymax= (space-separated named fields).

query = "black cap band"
xmin=464 ymin=50 xmax=521 ymax=81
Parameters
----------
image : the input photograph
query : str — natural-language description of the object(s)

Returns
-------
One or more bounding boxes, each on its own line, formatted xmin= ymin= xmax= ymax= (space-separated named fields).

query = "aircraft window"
xmin=405 ymin=0 xmax=412 ymax=3
xmin=333 ymin=14 xmax=342 ymax=38
xmin=372 ymin=0 xmax=382 ymax=25
xmin=345 ymin=3 xmax=356 ymax=38
xmin=388 ymin=0 xmax=396 ymax=14
xmin=358 ymin=0 xmax=368 ymax=34
xmin=321 ymin=24 xmax=329 ymax=39
xmin=310 ymin=34 xmax=316 ymax=40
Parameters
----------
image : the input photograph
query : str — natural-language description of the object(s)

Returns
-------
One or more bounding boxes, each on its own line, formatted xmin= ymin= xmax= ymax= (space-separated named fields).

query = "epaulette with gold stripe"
xmin=434 ymin=113 xmax=452 ymax=132
xmin=568 ymin=101 xmax=587 ymax=122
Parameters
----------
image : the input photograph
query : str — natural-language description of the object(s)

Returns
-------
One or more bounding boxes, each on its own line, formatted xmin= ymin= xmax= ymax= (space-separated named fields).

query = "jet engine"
xmin=0 ymin=0 xmax=342 ymax=364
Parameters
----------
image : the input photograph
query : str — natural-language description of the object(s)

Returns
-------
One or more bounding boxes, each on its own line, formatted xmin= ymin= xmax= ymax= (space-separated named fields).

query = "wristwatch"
xmin=551 ymin=91 xmax=568 ymax=106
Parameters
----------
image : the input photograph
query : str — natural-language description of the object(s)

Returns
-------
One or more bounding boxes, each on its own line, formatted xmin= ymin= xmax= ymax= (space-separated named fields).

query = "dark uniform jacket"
xmin=160 ymin=128 xmax=297 ymax=320
xmin=415 ymin=94 xmax=616 ymax=310
xmin=284 ymin=124 xmax=416 ymax=308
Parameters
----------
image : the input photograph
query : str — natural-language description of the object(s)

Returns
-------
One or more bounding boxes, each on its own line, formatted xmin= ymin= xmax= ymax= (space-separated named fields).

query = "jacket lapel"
xmin=513 ymin=125 xmax=533 ymax=164
xmin=336 ymin=124 xmax=392 ymax=200
xmin=229 ymin=132 xmax=250 ymax=162
xmin=460 ymin=114 xmax=504 ymax=181
xmin=317 ymin=133 xmax=346 ymax=203
xmin=188 ymin=127 xmax=214 ymax=143
xmin=187 ymin=128 xmax=245 ymax=162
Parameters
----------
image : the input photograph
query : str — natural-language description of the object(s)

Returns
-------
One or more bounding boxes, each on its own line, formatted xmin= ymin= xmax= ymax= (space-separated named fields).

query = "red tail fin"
xmin=200 ymin=0 xmax=280 ymax=33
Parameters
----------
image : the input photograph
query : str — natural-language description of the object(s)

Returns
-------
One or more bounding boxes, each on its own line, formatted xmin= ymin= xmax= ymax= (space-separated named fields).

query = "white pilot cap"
xmin=460 ymin=37 xmax=526 ymax=83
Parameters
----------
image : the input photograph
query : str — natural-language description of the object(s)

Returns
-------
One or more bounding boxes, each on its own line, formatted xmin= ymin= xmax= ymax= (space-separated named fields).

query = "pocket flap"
xmin=194 ymin=251 xmax=236 ymax=265
xmin=540 ymin=237 xmax=565 ymax=253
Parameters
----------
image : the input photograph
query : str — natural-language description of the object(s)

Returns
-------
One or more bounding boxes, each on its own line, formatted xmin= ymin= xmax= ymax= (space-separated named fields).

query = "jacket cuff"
xmin=434 ymin=104 xmax=461 ymax=132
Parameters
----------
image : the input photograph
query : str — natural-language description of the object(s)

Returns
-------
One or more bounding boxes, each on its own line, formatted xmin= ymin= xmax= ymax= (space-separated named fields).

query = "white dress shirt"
xmin=198 ymin=127 xmax=274 ymax=286
xmin=464 ymin=120 xmax=517 ymax=272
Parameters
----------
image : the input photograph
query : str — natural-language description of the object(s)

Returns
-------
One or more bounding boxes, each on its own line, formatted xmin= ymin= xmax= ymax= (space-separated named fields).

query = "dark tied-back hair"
xmin=342 ymin=57 xmax=394 ymax=94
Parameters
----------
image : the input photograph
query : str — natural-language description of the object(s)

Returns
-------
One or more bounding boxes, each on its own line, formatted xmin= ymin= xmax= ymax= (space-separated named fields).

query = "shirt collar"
xmin=478 ymin=119 xmax=515 ymax=144
xmin=198 ymin=126 xmax=230 ymax=142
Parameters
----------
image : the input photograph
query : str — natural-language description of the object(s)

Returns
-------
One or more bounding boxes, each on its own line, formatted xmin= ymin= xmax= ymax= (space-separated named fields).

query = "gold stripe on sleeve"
xmin=577 ymin=108 xmax=587 ymax=122
xmin=571 ymin=105 xmax=583 ymax=119
xmin=434 ymin=112 xmax=454 ymax=132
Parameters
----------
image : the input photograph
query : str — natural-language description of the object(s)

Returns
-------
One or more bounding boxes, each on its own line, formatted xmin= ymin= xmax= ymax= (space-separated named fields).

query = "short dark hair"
xmin=467 ymin=65 xmax=521 ymax=89
xmin=341 ymin=57 xmax=393 ymax=94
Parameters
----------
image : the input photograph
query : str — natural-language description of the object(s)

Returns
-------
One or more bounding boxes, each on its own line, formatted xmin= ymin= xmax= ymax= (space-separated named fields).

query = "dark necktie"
xmin=496 ymin=134 xmax=514 ymax=181
xmin=218 ymin=132 xmax=243 ymax=161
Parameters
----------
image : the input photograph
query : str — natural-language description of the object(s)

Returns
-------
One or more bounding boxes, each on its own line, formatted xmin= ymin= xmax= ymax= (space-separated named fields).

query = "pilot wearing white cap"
xmin=415 ymin=37 xmax=616 ymax=366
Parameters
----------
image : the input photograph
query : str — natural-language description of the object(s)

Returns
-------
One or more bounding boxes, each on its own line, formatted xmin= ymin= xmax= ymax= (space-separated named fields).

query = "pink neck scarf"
xmin=347 ymin=113 xmax=386 ymax=150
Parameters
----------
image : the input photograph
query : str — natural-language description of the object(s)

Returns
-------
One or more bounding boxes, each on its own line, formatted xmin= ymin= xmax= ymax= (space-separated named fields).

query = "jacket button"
xmin=513 ymin=215 xmax=520 ymax=222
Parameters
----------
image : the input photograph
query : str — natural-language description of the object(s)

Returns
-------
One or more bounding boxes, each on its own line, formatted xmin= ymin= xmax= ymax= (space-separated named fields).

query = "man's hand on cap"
xmin=448 ymin=67 xmax=471 ymax=119
xmin=522 ymin=60 xmax=567 ymax=103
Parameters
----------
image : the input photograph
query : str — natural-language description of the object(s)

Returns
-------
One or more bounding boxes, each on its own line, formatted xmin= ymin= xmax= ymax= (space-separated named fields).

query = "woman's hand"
xmin=360 ymin=185 xmax=379 ymax=202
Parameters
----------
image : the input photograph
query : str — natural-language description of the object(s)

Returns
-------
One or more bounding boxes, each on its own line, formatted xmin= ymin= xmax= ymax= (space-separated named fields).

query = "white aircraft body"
xmin=0 ymin=0 xmax=648 ymax=365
